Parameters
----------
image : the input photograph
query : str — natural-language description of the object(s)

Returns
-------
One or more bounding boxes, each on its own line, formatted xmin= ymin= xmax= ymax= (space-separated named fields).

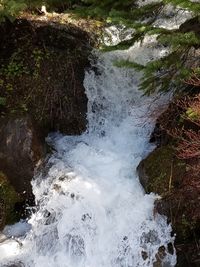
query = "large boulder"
xmin=137 ymin=145 xmax=200 ymax=267
xmin=0 ymin=17 xmax=94 ymax=135
xmin=137 ymin=145 xmax=185 ymax=196
xmin=0 ymin=116 xmax=45 ymax=200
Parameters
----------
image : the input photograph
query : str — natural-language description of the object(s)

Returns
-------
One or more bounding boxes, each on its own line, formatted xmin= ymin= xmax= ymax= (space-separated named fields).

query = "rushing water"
xmin=0 ymin=35 xmax=176 ymax=267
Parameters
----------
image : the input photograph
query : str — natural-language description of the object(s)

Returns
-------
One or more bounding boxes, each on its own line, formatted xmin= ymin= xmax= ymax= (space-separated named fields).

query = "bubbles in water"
xmin=0 ymin=23 xmax=177 ymax=267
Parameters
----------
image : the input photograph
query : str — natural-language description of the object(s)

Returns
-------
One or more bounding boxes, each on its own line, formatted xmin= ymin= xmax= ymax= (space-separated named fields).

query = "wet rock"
xmin=0 ymin=199 xmax=5 ymax=230
xmin=149 ymin=122 xmax=169 ymax=146
xmin=137 ymin=99 xmax=200 ymax=266
xmin=136 ymin=160 xmax=149 ymax=192
xmin=137 ymin=145 xmax=185 ymax=195
xmin=141 ymin=250 xmax=148 ymax=261
xmin=0 ymin=116 xmax=45 ymax=200
xmin=0 ymin=172 xmax=21 ymax=229
xmin=137 ymin=144 xmax=200 ymax=242
xmin=4 ymin=263 xmax=24 ymax=267
xmin=153 ymin=246 xmax=167 ymax=267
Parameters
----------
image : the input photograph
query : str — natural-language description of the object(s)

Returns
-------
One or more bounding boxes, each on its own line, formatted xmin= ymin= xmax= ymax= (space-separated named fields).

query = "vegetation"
xmin=0 ymin=0 xmax=199 ymax=94
xmin=0 ymin=17 xmax=91 ymax=133
xmin=73 ymin=0 xmax=200 ymax=95
xmin=0 ymin=0 xmax=26 ymax=21
xmin=0 ymin=171 xmax=21 ymax=227
xmin=0 ymin=0 xmax=199 ymax=264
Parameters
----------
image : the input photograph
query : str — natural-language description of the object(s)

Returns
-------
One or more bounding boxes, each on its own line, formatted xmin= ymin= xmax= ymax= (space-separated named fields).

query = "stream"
xmin=0 ymin=32 xmax=177 ymax=267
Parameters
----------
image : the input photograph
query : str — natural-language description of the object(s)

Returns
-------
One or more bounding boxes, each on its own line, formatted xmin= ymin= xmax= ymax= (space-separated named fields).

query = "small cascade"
xmin=0 ymin=32 xmax=177 ymax=267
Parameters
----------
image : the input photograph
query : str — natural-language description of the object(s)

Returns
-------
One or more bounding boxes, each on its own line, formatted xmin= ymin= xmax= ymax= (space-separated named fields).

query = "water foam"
xmin=0 ymin=37 xmax=176 ymax=267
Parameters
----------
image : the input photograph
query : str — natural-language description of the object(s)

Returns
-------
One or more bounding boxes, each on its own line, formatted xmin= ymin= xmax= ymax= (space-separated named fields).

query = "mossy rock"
xmin=137 ymin=145 xmax=194 ymax=238
xmin=0 ymin=18 xmax=92 ymax=136
xmin=137 ymin=145 xmax=186 ymax=196
xmin=0 ymin=171 xmax=21 ymax=229
xmin=138 ymin=144 xmax=200 ymax=265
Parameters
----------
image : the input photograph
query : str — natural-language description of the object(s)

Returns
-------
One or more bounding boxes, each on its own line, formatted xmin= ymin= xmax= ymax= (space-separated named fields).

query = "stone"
xmin=0 ymin=18 xmax=92 ymax=135
xmin=0 ymin=199 xmax=5 ymax=230
xmin=0 ymin=116 xmax=45 ymax=200
xmin=137 ymin=145 xmax=185 ymax=195
xmin=0 ymin=171 xmax=21 ymax=228
xmin=137 ymin=99 xmax=200 ymax=266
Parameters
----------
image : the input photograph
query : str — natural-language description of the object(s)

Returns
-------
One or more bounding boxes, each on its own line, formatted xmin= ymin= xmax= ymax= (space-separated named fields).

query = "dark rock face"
xmin=180 ymin=16 xmax=200 ymax=38
xmin=0 ymin=199 xmax=5 ymax=230
xmin=0 ymin=171 xmax=21 ymax=229
xmin=0 ymin=116 xmax=45 ymax=200
xmin=136 ymin=160 xmax=149 ymax=192
xmin=0 ymin=18 xmax=91 ymax=135
xmin=138 ymin=145 xmax=200 ymax=266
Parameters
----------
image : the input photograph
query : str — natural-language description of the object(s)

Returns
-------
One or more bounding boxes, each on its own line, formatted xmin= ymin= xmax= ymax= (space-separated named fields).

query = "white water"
xmin=0 ymin=37 xmax=176 ymax=267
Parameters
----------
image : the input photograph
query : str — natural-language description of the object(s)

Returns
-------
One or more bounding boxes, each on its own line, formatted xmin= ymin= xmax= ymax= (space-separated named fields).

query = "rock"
xmin=0 ymin=233 xmax=8 ymax=243
xmin=153 ymin=246 xmax=167 ymax=267
xmin=0 ymin=199 xmax=5 ymax=230
xmin=136 ymin=160 xmax=149 ymax=193
xmin=137 ymin=145 xmax=186 ymax=195
xmin=176 ymin=243 xmax=200 ymax=267
xmin=137 ymin=144 xmax=200 ymax=241
xmin=0 ymin=172 xmax=21 ymax=229
xmin=0 ymin=116 xmax=45 ymax=200
xmin=0 ymin=18 xmax=93 ymax=135
xmin=149 ymin=122 xmax=169 ymax=146
xmin=180 ymin=16 xmax=200 ymax=38
xmin=137 ymin=99 xmax=200 ymax=266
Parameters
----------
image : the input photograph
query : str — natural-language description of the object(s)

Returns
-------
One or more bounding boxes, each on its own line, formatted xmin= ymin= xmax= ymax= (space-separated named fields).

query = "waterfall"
xmin=0 ymin=35 xmax=176 ymax=267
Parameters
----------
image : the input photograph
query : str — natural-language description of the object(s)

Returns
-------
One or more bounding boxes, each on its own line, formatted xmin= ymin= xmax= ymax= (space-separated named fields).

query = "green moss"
xmin=0 ymin=49 xmax=30 ymax=78
xmin=0 ymin=171 xmax=21 ymax=226
xmin=142 ymin=145 xmax=200 ymax=243
xmin=186 ymin=107 xmax=200 ymax=121
xmin=144 ymin=145 xmax=186 ymax=196
xmin=31 ymin=48 xmax=49 ymax=78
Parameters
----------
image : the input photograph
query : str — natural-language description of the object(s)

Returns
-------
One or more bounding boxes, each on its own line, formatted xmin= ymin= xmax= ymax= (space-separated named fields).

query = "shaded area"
xmin=0 ymin=17 xmax=92 ymax=135
xmin=138 ymin=94 xmax=200 ymax=267
xmin=0 ymin=172 xmax=21 ymax=230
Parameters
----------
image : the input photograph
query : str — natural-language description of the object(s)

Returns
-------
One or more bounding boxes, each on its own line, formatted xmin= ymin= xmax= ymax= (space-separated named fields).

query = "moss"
xmin=0 ymin=18 xmax=92 ymax=135
xmin=143 ymin=145 xmax=186 ymax=196
xmin=0 ymin=171 xmax=21 ymax=227
xmin=142 ymin=97 xmax=200 ymax=265
xmin=141 ymin=144 xmax=200 ymax=247
xmin=186 ymin=107 xmax=200 ymax=121
xmin=176 ymin=216 xmax=198 ymax=241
